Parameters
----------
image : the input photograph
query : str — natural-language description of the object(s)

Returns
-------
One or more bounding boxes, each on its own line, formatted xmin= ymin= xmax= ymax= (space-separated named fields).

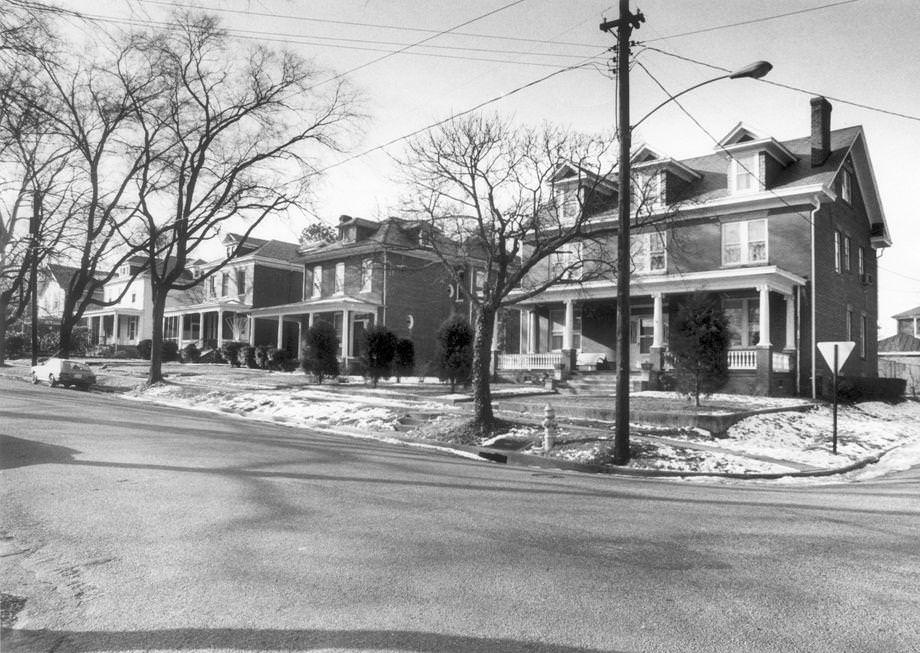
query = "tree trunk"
xmin=147 ymin=289 xmax=168 ymax=384
xmin=58 ymin=318 xmax=74 ymax=359
xmin=471 ymin=306 xmax=496 ymax=436
xmin=0 ymin=295 xmax=8 ymax=366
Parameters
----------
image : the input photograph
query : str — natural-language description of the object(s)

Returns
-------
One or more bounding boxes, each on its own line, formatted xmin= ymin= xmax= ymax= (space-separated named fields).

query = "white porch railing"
xmin=727 ymin=349 xmax=757 ymax=370
xmin=497 ymin=352 xmax=565 ymax=371
xmin=772 ymin=351 xmax=791 ymax=372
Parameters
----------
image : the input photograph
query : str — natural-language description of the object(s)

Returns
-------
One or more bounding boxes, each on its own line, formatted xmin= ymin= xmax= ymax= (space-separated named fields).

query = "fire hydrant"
xmin=542 ymin=404 xmax=557 ymax=454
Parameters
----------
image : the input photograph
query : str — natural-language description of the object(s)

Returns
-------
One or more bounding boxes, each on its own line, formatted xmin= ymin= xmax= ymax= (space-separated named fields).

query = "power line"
xmin=642 ymin=46 xmax=920 ymax=123
xmin=78 ymin=13 xmax=597 ymax=70
xmin=134 ymin=0 xmax=605 ymax=51
xmin=644 ymin=0 xmax=861 ymax=42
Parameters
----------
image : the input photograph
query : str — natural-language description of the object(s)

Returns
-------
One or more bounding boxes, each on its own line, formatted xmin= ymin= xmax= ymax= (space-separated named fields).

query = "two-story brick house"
xmin=500 ymin=96 xmax=891 ymax=397
xmin=249 ymin=215 xmax=483 ymax=370
xmin=163 ymin=234 xmax=303 ymax=349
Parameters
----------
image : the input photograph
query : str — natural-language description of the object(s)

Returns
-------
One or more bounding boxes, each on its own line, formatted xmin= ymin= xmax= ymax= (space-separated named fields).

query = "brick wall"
xmin=251 ymin=265 xmax=303 ymax=308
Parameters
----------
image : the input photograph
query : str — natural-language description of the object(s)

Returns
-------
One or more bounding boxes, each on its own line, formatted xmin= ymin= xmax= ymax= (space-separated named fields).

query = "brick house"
xmin=500 ymin=96 xmax=892 ymax=397
xmin=249 ymin=215 xmax=483 ymax=371
xmin=163 ymin=234 xmax=303 ymax=349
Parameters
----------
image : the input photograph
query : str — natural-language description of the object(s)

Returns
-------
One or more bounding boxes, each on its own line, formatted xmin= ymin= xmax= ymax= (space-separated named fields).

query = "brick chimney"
xmin=810 ymin=96 xmax=832 ymax=167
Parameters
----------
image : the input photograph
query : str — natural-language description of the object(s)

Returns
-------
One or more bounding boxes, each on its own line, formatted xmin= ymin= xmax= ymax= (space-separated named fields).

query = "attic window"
xmin=840 ymin=168 xmax=853 ymax=204
xmin=555 ymin=187 xmax=578 ymax=220
xmin=731 ymin=152 xmax=759 ymax=193
xmin=418 ymin=229 xmax=431 ymax=248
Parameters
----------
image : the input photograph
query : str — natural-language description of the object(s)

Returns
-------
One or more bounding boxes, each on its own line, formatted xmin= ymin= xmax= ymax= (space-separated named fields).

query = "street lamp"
xmin=604 ymin=13 xmax=771 ymax=466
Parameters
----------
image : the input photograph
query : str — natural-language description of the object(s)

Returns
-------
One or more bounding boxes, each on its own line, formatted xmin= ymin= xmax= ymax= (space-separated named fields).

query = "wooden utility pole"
xmin=601 ymin=0 xmax=643 ymax=464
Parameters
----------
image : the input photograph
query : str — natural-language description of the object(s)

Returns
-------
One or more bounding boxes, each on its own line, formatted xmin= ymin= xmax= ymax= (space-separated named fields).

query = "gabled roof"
xmin=222 ymin=233 xmax=301 ymax=263
xmin=717 ymin=123 xmax=767 ymax=146
xmin=878 ymin=333 xmax=920 ymax=352
xmin=893 ymin=305 xmax=920 ymax=320
xmin=45 ymin=263 xmax=81 ymax=288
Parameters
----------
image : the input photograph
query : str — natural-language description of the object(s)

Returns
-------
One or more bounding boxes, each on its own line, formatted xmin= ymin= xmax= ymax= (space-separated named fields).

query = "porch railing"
xmin=727 ymin=349 xmax=757 ymax=370
xmin=497 ymin=352 xmax=564 ymax=371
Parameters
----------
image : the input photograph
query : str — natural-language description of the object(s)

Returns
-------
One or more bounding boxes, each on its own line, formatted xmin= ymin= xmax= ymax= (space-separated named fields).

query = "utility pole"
xmin=601 ymin=0 xmax=643 ymax=465
xmin=30 ymin=190 xmax=41 ymax=366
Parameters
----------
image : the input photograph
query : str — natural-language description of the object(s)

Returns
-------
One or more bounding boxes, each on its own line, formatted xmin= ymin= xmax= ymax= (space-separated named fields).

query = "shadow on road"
xmin=1 ymin=627 xmax=623 ymax=653
xmin=0 ymin=434 xmax=80 ymax=470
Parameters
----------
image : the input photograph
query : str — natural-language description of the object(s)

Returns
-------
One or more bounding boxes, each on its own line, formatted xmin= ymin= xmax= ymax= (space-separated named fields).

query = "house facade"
xmin=82 ymin=256 xmax=154 ymax=347
xmin=163 ymin=234 xmax=303 ymax=350
xmin=249 ymin=215 xmax=482 ymax=371
xmin=878 ymin=305 xmax=920 ymax=396
xmin=500 ymin=96 xmax=892 ymax=397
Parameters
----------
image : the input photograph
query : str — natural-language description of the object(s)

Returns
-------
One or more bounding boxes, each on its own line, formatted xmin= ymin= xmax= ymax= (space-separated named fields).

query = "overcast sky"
xmin=55 ymin=0 xmax=920 ymax=337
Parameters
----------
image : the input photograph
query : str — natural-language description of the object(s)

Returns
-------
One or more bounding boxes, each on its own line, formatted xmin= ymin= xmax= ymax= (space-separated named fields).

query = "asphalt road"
xmin=1 ymin=378 xmax=918 ymax=653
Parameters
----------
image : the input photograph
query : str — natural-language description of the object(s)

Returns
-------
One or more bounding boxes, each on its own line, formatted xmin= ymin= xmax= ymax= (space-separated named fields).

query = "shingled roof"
xmin=222 ymin=233 xmax=301 ymax=263
xmin=893 ymin=305 xmax=920 ymax=320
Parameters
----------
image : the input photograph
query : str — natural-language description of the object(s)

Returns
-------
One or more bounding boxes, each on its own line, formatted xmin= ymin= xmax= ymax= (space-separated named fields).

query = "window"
xmin=360 ymin=258 xmax=373 ymax=293
xmin=236 ymin=268 xmax=246 ymax=295
xmin=834 ymin=231 xmax=841 ymax=273
xmin=858 ymin=247 xmax=865 ymax=276
xmin=473 ymin=269 xmax=486 ymax=296
xmin=555 ymin=186 xmax=578 ymax=221
xmin=638 ymin=317 xmax=654 ymax=354
xmin=312 ymin=265 xmax=322 ymax=297
xmin=127 ymin=316 xmax=138 ymax=341
xmin=846 ymin=308 xmax=855 ymax=341
xmin=722 ymin=220 xmax=766 ymax=266
xmin=334 ymin=262 xmax=345 ymax=295
xmin=732 ymin=152 xmax=759 ymax=193
xmin=841 ymin=169 xmax=852 ymax=204
xmin=131 ymin=293 xmax=136 ymax=304
xmin=633 ymin=170 xmax=661 ymax=207
xmin=860 ymin=314 xmax=867 ymax=359
xmin=221 ymin=272 xmax=229 ymax=296
xmin=724 ymin=298 xmax=760 ymax=347
xmin=550 ymin=308 xmax=582 ymax=351
xmin=844 ymin=236 xmax=851 ymax=271
xmin=631 ymin=231 xmax=667 ymax=273
xmin=208 ymin=276 xmax=216 ymax=298
xmin=551 ymin=241 xmax=583 ymax=280
xmin=164 ymin=315 xmax=179 ymax=340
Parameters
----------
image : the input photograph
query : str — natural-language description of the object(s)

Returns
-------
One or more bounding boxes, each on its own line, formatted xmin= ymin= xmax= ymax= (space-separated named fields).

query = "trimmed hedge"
xmin=819 ymin=375 xmax=906 ymax=402
xmin=181 ymin=343 xmax=200 ymax=363
xmin=220 ymin=341 xmax=245 ymax=367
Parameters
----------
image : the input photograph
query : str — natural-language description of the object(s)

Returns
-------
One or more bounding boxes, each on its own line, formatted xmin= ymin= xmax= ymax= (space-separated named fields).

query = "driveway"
xmin=1 ymin=378 xmax=918 ymax=652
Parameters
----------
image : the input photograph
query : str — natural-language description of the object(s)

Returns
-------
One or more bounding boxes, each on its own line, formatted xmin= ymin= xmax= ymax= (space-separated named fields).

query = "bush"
xmin=162 ymin=340 xmax=179 ymax=362
xmin=363 ymin=325 xmax=397 ymax=388
xmin=181 ymin=342 xmax=200 ymax=363
xmin=269 ymin=347 xmax=296 ymax=371
xmin=6 ymin=334 xmax=27 ymax=359
xmin=238 ymin=345 xmax=256 ymax=368
xmin=220 ymin=341 xmax=245 ymax=367
xmin=394 ymin=338 xmax=415 ymax=382
xmin=346 ymin=358 xmax=366 ymax=377
xmin=436 ymin=314 xmax=473 ymax=393
xmin=201 ymin=338 xmax=218 ymax=351
xmin=819 ymin=375 xmax=906 ymax=403
xmin=138 ymin=339 xmax=153 ymax=360
xmin=301 ymin=320 xmax=339 ymax=383
xmin=254 ymin=344 xmax=272 ymax=369
xmin=70 ymin=326 xmax=91 ymax=355
xmin=38 ymin=331 xmax=60 ymax=355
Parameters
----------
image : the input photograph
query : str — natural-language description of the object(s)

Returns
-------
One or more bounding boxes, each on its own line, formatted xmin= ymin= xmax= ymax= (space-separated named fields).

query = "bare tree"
xmin=399 ymin=114 xmax=617 ymax=436
xmin=129 ymin=13 xmax=358 ymax=384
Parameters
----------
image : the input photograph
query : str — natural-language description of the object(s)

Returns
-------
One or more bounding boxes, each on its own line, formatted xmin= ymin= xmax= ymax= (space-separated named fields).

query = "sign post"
xmin=817 ymin=341 xmax=855 ymax=454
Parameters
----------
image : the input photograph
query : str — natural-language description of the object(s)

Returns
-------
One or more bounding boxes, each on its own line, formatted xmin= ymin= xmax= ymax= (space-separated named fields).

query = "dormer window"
xmin=731 ymin=152 xmax=759 ymax=193
xmin=840 ymin=167 xmax=852 ymax=204
xmin=555 ymin=186 xmax=578 ymax=221
xmin=418 ymin=228 xmax=431 ymax=248
xmin=633 ymin=170 xmax=662 ymax=207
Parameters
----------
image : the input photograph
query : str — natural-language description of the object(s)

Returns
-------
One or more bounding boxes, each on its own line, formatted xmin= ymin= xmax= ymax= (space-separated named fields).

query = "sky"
xmin=52 ymin=0 xmax=920 ymax=337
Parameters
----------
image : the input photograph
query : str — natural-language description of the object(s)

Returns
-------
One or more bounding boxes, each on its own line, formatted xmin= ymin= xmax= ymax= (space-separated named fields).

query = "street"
xmin=1 ymin=377 xmax=919 ymax=653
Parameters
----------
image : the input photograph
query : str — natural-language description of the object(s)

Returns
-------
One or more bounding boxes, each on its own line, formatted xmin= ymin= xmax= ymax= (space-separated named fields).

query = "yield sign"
xmin=817 ymin=341 xmax=855 ymax=373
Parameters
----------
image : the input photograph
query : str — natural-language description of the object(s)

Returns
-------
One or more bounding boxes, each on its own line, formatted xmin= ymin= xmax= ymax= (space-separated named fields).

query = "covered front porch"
xmin=86 ymin=309 xmax=143 ymax=347
xmin=500 ymin=266 xmax=805 ymax=396
xmin=163 ymin=300 xmax=251 ymax=350
xmin=248 ymin=296 xmax=381 ymax=365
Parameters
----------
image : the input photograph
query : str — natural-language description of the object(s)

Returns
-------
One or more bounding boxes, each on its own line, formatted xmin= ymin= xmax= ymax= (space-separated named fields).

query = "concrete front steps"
xmin=559 ymin=371 xmax=650 ymax=395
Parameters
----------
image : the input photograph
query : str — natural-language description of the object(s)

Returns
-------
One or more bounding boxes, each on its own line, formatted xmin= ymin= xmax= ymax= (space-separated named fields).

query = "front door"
xmin=351 ymin=316 xmax=372 ymax=358
xmin=629 ymin=316 xmax=654 ymax=366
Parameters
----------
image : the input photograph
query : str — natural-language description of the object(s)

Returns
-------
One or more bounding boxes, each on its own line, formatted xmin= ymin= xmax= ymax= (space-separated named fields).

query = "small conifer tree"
xmin=669 ymin=296 xmax=730 ymax=406
xmin=394 ymin=338 xmax=415 ymax=383
xmin=436 ymin=314 xmax=474 ymax=393
xmin=301 ymin=320 xmax=340 ymax=383
xmin=363 ymin=325 xmax=397 ymax=388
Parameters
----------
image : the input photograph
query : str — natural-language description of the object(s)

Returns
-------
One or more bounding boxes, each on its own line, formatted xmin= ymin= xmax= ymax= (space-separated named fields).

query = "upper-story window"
xmin=633 ymin=170 xmax=662 ymax=207
xmin=858 ymin=247 xmax=865 ymax=276
xmin=312 ymin=265 xmax=322 ymax=297
xmin=840 ymin=168 xmax=853 ymax=204
xmin=843 ymin=236 xmax=851 ymax=272
xmin=631 ymin=231 xmax=667 ymax=273
xmin=360 ymin=258 xmax=373 ymax=293
xmin=551 ymin=241 xmax=583 ymax=280
xmin=208 ymin=276 xmax=216 ymax=298
xmin=834 ymin=231 xmax=841 ymax=273
xmin=333 ymin=262 xmax=345 ymax=295
xmin=555 ymin=186 xmax=578 ymax=221
xmin=722 ymin=219 xmax=766 ymax=266
xmin=236 ymin=268 xmax=246 ymax=295
xmin=731 ymin=152 xmax=759 ymax=194
xmin=473 ymin=269 xmax=486 ymax=296
xmin=221 ymin=272 xmax=229 ymax=296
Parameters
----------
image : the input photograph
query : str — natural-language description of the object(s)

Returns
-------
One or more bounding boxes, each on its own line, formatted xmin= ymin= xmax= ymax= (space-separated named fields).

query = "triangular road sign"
xmin=817 ymin=341 xmax=855 ymax=373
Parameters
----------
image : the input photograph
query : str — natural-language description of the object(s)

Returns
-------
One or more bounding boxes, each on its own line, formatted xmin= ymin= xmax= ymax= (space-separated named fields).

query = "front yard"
xmin=4 ymin=358 xmax=920 ymax=478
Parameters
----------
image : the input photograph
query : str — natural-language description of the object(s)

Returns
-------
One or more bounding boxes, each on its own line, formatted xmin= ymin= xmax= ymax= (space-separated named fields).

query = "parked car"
xmin=30 ymin=358 xmax=96 ymax=389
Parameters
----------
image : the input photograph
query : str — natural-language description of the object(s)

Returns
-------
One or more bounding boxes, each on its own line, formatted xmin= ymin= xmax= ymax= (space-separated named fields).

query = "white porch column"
xmin=527 ymin=310 xmax=537 ymax=354
xmin=276 ymin=314 xmax=284 ymax=348
xmin=248 ymin=316 xmax=255 ymax=345
xmin=177 ymin=314 xmax=185 ymax=349
xmin=113 ymin=312 xmax=120 ymax=345
xmin=198 ymin=311 xmax=205 ymax=343
xmin=308 ymin=312 xmax=315 ymax=328
xmin=652 ymin=292 xmax=664 ymax=348
xmin=97 ymin=316 xmax=104 ymax=345
xmin=341 ymin=309 xmax=351 ymax=360
xmin=784 ymin=293 xmax=795 ymax=350
xmin=757 ymin=285 xmax=771 ymax=347
xmin=491 ymin=311 xmax=501 ymax=351
xmin=563 ymin=300 xmax=574 ymax=350
xmin=217 ymin=308 xmax=224 ymax=346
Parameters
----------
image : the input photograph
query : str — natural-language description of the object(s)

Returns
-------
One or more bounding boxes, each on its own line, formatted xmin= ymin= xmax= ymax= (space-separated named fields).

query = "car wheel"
xmin=30 ymin=372 xmax=39 ymax=385
xmin=48 ymin=374 xmax=57 ymax=387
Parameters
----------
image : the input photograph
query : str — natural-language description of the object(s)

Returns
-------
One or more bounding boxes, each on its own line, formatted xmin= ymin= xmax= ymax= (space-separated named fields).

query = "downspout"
xmin=795 ymin=285 xmax=801 ymax=396
xmin=810 ymin=196 xmax=821 ymax=400
xmin=381 ymin=250 xmax=388 ymax=326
